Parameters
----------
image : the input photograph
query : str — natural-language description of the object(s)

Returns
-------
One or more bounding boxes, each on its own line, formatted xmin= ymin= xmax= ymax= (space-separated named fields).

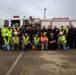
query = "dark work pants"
xmin=1 ymin=37 xmax=4 ymax=49
xmin=69 ymin=37 xmax=74 ymax=49
xmin=49 ymin=43 xmax=57 ymax=50
xmin=12 ymin=43 xmax=19 ymax=51
xmin=66 ymin=36 xmax=69 ymax=47
xmin=74 ymin=38 xmax=76 ymax=49
xmin=22 ymin=43 xmax=31 ymax=51
xmin=0 ymin=37 xmax=1 ymax=49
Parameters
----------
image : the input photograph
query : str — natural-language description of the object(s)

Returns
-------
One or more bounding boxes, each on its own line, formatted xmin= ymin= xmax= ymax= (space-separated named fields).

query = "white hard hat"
xmin=59 ymin=32 xmax=63 ymax=35
xmin=6 ymin=33 xmax=8 ymax=36
xmin=8 ymin=25 xmax=11 ymax=27
xmin=14 ymin=32 xmax=18 ymax=35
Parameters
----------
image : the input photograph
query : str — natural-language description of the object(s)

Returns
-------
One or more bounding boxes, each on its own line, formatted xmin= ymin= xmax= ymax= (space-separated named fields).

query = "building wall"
xmin=52 ymin=22 xmax=70 ymax=29
xmin=0 ymin=19 xmax=4 ymax=28
xmin=40 ymin=19 xmax=76 ymax=29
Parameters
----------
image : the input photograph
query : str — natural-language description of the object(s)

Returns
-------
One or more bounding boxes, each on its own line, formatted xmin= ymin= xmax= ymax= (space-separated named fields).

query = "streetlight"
xmin=44 ymin=8 xmax=46 ymax=19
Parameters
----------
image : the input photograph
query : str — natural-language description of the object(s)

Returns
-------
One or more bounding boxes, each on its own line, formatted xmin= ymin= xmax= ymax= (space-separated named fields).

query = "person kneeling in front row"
xmin=21 ymin=33 xmax=30 ymax=51
xmin=58 ymin=32 xmax=70 ymax=50
xmin=3 ymin=33 xmax=11 ymax=50
xmin=11 ymin=32 xmax=19 ymax=51
xmin=33 ymin=33 xmax=40 ymax=50
xmin=48 ymin=33 xmax=57 ymax=50
xmin=41 ymin=32 xmax=48 ymax=50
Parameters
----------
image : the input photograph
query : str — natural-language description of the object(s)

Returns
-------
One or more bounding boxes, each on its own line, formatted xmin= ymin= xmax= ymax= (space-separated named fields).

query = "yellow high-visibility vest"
xmin=3 ymin=38 xmax=10 ymax=45
xmin=33 ymin=37 xmax=40 ymax=45
xmin=22 ymin=36 xmax=29 ymax=44
xmin=1 ymin=28 xmax=7 ymax=37
xmin=12 ymin=36 xmax=19 ymax=44
xmin=7 ymin=29 xmax=13 ymax=38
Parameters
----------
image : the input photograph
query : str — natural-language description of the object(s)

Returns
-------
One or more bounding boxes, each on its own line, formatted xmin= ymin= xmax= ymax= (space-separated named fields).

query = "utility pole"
xmin=44 ymin=8 xmax=46 ymax=19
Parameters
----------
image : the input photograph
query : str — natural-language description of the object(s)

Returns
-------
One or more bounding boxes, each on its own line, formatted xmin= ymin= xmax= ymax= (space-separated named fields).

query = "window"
xmin=4 ymin=20 xmax=9 ymax=27
xmin=25 ymin=19 xmax=29 ymax=25
xmin=11 ymin=20 xmax=20 ymax=27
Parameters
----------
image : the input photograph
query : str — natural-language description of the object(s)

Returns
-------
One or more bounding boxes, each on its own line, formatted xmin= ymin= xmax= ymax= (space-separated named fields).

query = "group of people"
xmin=0 ymin=23 xmax=76 ymax=51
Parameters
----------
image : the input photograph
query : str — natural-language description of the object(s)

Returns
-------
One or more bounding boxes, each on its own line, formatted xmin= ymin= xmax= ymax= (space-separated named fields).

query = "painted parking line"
xmin=6 ymin=51 xmax=24 ymax=75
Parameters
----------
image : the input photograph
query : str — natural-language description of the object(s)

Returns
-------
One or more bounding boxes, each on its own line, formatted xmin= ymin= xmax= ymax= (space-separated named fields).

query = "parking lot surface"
xmin=0 ymin=50 xmax=76 ymax=75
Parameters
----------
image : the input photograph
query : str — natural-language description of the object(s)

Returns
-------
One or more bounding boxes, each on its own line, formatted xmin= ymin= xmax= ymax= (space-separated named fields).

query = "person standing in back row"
xmin=60 ymin=25 xmax=65 ymax=35
xmin=7 ymin=25 xmax=13 ymax=38
xmin=0 ymin=28 xmax=1 ymax=49
xmin=34 ymin=26 xmax=41 ymax=37
xmin=41 ymin=26 xmax=47 ymax=36
xmin=1 ymin=25 xmax=7 ymax=48
xmin=68 ymin=25 xmax=76 ymax=49
xmin=13 ymin=23 xmax=20 ymax=37
xmin=26 ymin=26 xmax=34 ymax=43
xmin=47 ymin=25 xmax=53 ymax=38
xmin=53 ymin=26 xmax=60 ymax=41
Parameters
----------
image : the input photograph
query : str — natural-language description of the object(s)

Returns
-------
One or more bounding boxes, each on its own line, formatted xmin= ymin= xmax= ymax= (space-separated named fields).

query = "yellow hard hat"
xmin=15 ymin=23 xmax=19 ymax=26
xmin=43 ymin=32 xmax=47 ymax=35
xmin=50 ymin=33 xmax=54 ymax=36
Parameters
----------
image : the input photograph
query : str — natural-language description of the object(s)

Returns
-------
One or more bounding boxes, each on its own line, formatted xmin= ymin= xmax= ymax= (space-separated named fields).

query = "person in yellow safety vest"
xmin=21 ymin=33 xmax=30 ymax=51
xmin=7 ymin=25 xmax=13 ymax=38
xmin=65 ymin=25 xmax=70 ymax=46
xmin=65 ymin=25 xmax=69 ymax=37
xmin=1 ymin=25 xmax=7 ymax=48
xmin=60 ymin=25 xmax=65 ymax=35
xmin=11 ymin=32 xmax=19 ymax=51
xmin=3 ymin=33 xmax=11 ymax=50
xmin=13 ymin=23 xmax=20 ymax=36
xmin=33 ymin=33 xmax=40 ymax=49
xmin=1 ymin=25 xmax=7 ymax=38
xmin=58 ymin=32 xmax=70 ymax=50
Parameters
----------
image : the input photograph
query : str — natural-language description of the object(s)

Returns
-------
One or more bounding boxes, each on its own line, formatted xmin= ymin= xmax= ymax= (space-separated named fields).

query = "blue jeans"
xmin=62 ymin=44 xmax=70 ymax=50
xmin=4 ymin=45 xmax=10 ymax=50
xmin=58 ymin=44 xmax=70 ymax=50
xmin=41 ymin=42 xmax=48 ymax=50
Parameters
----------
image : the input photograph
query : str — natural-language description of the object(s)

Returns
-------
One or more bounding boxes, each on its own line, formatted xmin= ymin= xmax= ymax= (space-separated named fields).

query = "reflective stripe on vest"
xmin=3 ymin=38 xmax=10 ymax=45
xmin=7 ymin=29 xmax=13 ymax=37
xmin=34 ymin=37 xmax=40 ymax=45
xmin=14 ymin=28 xmax=19 ymax=32
xmin=22 ymin=36 xmax=29 ymax=44
xmin=65 ymin=28 xmax=68 ymax=34
xmin=12 ymin=37 xmax=19 ymax=43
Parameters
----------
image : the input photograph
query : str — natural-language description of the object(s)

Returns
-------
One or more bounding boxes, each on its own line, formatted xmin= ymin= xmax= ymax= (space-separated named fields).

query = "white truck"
xmin=0 ymin=18 xmax=23 ymax=28
xmin=0 ymin=18 xmax=40 ymax=28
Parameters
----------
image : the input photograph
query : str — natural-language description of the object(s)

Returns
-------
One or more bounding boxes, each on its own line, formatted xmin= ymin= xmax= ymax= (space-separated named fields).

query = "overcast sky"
xmin=0 ymin=0 xmax=76 ymax=19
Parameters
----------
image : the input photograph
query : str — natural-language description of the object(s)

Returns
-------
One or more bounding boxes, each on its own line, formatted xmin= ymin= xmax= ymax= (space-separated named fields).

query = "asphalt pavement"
xmin=0 ymin=50 xmax=76 ymax=75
